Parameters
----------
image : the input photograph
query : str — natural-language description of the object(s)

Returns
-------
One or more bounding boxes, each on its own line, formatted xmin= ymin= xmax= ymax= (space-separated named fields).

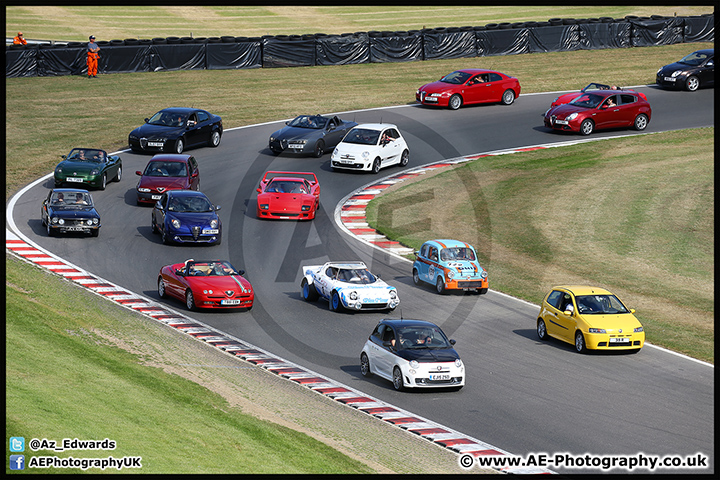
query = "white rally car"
xmin=330 ymin=123 xmax=409 ymax=173
xmin=300 ymin=261 xmax=400 ymax=312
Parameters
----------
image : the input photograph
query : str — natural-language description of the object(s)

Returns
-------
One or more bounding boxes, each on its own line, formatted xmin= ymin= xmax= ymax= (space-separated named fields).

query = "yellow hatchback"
xmin=537 ymin=286 xmax=644 ymax=353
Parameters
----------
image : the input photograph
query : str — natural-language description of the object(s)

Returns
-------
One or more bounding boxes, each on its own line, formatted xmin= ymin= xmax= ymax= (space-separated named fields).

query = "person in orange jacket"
xmin=13 ymin=32 xmax=27 ymax=45
xmin=87 ymin=35 xmax=100 ymax=78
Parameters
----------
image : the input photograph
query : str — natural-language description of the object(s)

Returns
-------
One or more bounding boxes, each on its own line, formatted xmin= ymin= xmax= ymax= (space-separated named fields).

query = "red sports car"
xmin=256 ymin=171 xmax=320 ymax=220
xmin=135 ymin=154 xmax=200 ymax=205
xmin=158 ymin=259 xmax=254 ymax=311
xmin=543 ymin=90 xmax=651 ymax=136
xmin=551 ymin=83 xmax=648 ymax=107
xmin=416 ymin=69 xmax=521 ymax=110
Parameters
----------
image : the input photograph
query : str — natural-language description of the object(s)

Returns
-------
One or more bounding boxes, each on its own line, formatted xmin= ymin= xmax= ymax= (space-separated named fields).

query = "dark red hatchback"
xmin=135 ymin=154 xmax=200 ymax=205
xmin=543 ymin=90 xmax=652 ymax=136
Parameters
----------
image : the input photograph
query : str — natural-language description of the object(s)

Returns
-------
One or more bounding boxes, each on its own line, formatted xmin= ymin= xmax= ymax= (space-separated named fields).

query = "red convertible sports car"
xmin=551 ymin=83 xmax=648 ymax=107
xmin=135 ymin=154 xmax=200 ymax=205
xmin=158 ymin=259 xmax=254 ymax=311
xmin=256 ymin=171 xmax=320 ymax=220
xmin=416 ymin=69 xmax=521 ymax=110
xmin=543 ymin=89 xmax=651 ymax=136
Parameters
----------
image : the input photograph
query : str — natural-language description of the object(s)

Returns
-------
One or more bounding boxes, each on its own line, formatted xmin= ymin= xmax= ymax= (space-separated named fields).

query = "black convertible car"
xmin=268 ymin=114 xmax=358 ymax=157
xmin=41 ymin=188 xmax=101 ymax=237
xmin=128 ymin=107 xmax=223 ymax=154
xmin=656 ymin=49 xmax=714 ymax=92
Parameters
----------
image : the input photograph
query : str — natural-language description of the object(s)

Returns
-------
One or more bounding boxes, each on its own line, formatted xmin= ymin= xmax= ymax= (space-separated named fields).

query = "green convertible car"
xmin=54 ymin=148 xmax=122 ymax=190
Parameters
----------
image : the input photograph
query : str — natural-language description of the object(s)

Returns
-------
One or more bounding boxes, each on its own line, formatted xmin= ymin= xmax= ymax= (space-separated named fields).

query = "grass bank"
xmin=366 ymin=129 xmax=714 ymax=363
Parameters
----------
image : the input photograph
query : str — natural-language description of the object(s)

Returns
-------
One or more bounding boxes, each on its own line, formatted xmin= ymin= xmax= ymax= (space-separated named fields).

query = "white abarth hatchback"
xmin=330 ymin=123 xmax=409 ymax=173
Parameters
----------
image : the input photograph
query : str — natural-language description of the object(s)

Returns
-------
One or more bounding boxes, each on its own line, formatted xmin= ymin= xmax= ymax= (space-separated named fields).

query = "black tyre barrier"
xmin=138 ymin=39 xmax=152 ymax=45
xmin=124 ymin=38 xmax=139 ymax=45
xmin=109 ymin=39 xmax=124 ymax=46
xmin=166 ymin=36 xmax=180 ymax=44
xmin=234 ymin=36 xmax=248 ymax=42
xmin=66 ymin=41 xmax=83 ymax=48
xmin=562 ymin=18 xmax=577 ymax=25
xmin=220 ymin=36 xmax=235 ymax=43
xmin=152 ymin=37 xmax=167 ymax=44
xmin=180 ymin=36 xmax=194 ymax=44
xmin=498 ymin=22 xmax=512 ymax=29
xmin=548 ymin=18 xmax=563 ymax=25
xmin=207 ymin=37 xmax=221 ymax=43
xmin=193 ymin=37 xmax=208 ymax=43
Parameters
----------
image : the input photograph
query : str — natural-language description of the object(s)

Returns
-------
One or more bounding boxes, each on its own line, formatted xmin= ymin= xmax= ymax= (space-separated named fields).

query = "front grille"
xmin=456 ymin=280 xmax=483 ymax=288
xmin=271 ymin=212 xmax=299 ymax=217
xmin=360 ymin=302 xmax=389 ymax=310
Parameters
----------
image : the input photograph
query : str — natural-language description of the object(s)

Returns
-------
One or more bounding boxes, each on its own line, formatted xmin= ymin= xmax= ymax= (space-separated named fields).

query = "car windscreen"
xmin=287 ymin=115 xmax=326 ymax=129
xmin=144 ymin=161 xmax=187 ymax=177
xmin=187 ymin=261 xmax=238 ymax=276
xmin=68 ymin=149 xmax=104 ymax=162
xmin=575 ymin=294 xmax=630 ymax=314
xmin=397 ymin=325 xmax=451 ymax=349
xmin=148 ymin=111 xmax=187 ymax=127
xmin=168 ymin=195 xmax=213 ymax=213
xmin=569 ymin=93 xmax=604 ymax=108
xmin=440 ymin=71 xmax=472 ymax=84
xmin=343 ymin=128 xmax=380 ymax=145
xmin=679 ymin=51 xmax=710 ymax=66
xmin=265 ymin=180 xmax=308 ymax=194
xmin=336 ymin=268 xmax=377 ymax=284
xmin=440 ymin=247 xmax=476 ymax=261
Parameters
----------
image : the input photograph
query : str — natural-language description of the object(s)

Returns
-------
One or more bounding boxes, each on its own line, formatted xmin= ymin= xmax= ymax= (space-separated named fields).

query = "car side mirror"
xmin=215 ymin=205 xmax=221 ymax=211
xmin=564 ymin=310 xmax=574 ymax=316
xmin=238 ymin=269 xmax=245 ymax=276
xmin=191 ymin=172 xmax=198 ymax=178
xmin=382 ymin=340 xmax=393 ymax=348
xmin=706 ymin=60 xmax=714 ymax=67
xmin=136 ymin=171 xmax=142 ymax=176
xmin=449 ymin=339 xmax=456 ymax=345
xmin=630 ymin=308 xmax=636 ymax=314
xmin=61 ymin=155 xmax=67 ymax=160
xmin=175 ymin=269 xmax=184 ymax=276
xmin=256 ymin=187 xmax=261 ymax=193
xmin=155 ymin=202 xmax=163 ymax=210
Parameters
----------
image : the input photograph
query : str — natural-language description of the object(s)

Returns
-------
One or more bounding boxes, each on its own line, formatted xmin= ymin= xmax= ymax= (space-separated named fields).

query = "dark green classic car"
xmin=54 ymin=148 xmax=122 ymax=190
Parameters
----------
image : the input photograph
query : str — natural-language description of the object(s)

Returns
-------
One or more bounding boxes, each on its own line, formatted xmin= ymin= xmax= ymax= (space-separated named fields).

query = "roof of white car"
xmin=353 ymin=123 xmax=398 ymax=131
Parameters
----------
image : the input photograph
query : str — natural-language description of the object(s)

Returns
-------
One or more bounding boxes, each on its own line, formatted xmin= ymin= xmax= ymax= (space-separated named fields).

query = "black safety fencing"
xmin=6 ymin=15 xmax=714 ymax=78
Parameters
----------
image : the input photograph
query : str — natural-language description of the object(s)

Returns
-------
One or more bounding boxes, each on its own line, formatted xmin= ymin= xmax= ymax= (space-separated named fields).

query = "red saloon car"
xmin=416 ymin=69 xmax=521 ymax=110
xmin=551 ymin=83 xmax=648 ymax=107
xmin=256 ymin=171 xmax=320 ymax=220
xmin=543 ymin=90 xmax=651 ymax=136
xmin=158 ymin=259 xmax=254 ymax=311
xmin=135 ymin=154 xmax=200 ymax=205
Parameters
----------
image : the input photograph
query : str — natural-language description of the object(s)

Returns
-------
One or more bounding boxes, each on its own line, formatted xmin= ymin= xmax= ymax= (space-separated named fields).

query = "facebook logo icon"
xmin=10 ymin=454 xmax=25 ymax=470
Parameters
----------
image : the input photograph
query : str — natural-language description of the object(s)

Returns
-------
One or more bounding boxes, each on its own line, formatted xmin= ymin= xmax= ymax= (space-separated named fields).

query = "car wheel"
xmin=151 ymin=217 xmax=159 ymax=234
xmin=412 ymin=268 xmax=421 ymax=286
xmin=448 ymin=94 xmax=462 ymax=110
xmin=537 ymin=319 xmax=548 ymax=340
xmin=114 ymin=165 xmax=122 ymax=182
xmin=501 ymin=89 xmax=516 ymax=105
xmin=360 ymin=353 xmax=372 ymax=378
xmin=185 ymin=289 xmax=196 ymax=311
xmin=392 ymin=367 xmax=405 ymax=391
xmin=313 ymin=140 xmax=325 ymax=158
xmin=580 ymin=119 xmax=594 ymax=136
xmin=330 ymin=290 xmax=343 ymax=312
xmin=99 ymin=173 xmax=107 ymax=190
xmin=301 ymin=278 xmax=319 ymax=301
xmin=46 ymin=221 xmax=53 ymax=237
xmin=161 ymin=228 xmax=171 ymax=245
xmin=175 ymin=138 xmax=185 ymax=154
xmin=91 ymin=228 xmax=99 ymax=237
xmin=633 ymin=114 xmax=649 ymax=131
xmin=157 ymin=277 xmax=167 ymax=298
xmin=575 ymin=331 xmax=587 ymax=353
xmin=399 ymin=149 xmax=409 ymax=167
xmin=371 ymin=158 xmax=381 ymax=174
xmin=685 ymin=75 xmax=700 ymax=92
xmin=435 ymin=276 xmax=446 ymax=295
xmin=210 ymin=130 xmax=221 ymax=147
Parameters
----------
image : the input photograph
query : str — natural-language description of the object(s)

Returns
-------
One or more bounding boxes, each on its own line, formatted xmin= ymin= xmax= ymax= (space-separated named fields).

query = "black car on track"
xmin=656 ymin=49 xmax=714 ymax=92
xmin=41 ymin=188 xmax=101 ymax=237
xmin=268 ymin=114 xmax=358 ymax=157
xmin=128 ymin=107 xmax=223 ymax=154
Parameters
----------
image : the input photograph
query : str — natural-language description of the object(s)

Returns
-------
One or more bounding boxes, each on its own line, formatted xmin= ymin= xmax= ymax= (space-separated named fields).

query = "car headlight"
xmin=566 ymin=113 xmax=579 ymax=121
xmin=634 ymin=326 xmax=644 ymax=333
xmin=57 ymin=219 xmax=65 ymax=225
xmin=203 ymin=289 xmax=214 ymax=294
xmin=349 ymin=291 xmax=358 ymax=301
xmin=409 ymin=360 xmax=419 ymax=369
xmin=129 ymin=134 xmax=138 ymax=140
xmin=137 ymin=187 xmax=151 ymax=193
xmin=86 ymin=219 xmax=93 ymax=225
xmin=455 ymin=359 xmax=463 ymax=368
xmin=430 ymin=93 xmax=442 ymax=97
xmin=55 ymin=167 xmax=63 ymax=174
xmin=544 ymin=108 xmax=551 ymax=116
xmin=301 ymin=205 xmax=311 ymax=211
xmin=90 ymin=169 xmax=100 ymax=176
xmin=671 ymin=70 xmax=683 ymax=78
xmin=480 ymin=270 xmax=488 ymax=279
xmin=389 ymin=289 xmax=397 ymax=299
xmin=588 ymin=328 xmax=607 ymax=334
xmin=332 ymin=147 xmax=338 ymax=156
xmin=171 ymin=219 xmax=180 ymax=229
xmin=269 ymin=136 xmax=275 ymax=142
xmin=259 ymin=204 xmax=269 ymax=210
xmin=210 ymin=219 xmax=218 ymax=228
xmin=92 ymin=218 xmax=99 ymax=225
xmin=446 ymin=270 xmax=455 ymax=279
xmin=51 ymin=217 xmax=59 ymax=224
xmin=361 ymin=151 xmax=370 ymax=159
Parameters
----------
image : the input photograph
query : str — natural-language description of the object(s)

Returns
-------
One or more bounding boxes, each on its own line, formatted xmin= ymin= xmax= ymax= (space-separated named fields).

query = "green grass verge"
xmin=6 ymin=256 xmax=375 ymax=474
xmin=366 ymin=129 xmax=714 ymax=363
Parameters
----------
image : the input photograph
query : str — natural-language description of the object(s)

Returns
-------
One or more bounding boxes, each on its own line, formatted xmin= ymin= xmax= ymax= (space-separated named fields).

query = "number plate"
xmin=609 ymin=337 xmax=630 ymax=343
xmin=151 ymin=195 xmax=162 ymax=200
xmin=424 ymin=97 xmax=438 ymax=102
xmin=429 ymin=374 xmax=450 ymax=381
xmin=202 ymin=229 xmax=219 ymax=234
xmin=221 ymin=299 xmax=241 ymax=305
xmin=288 ymin=144 xmax=304 ymax=149
xmin=554 ymin=119 xmax=568 ymax=125
xmin=66 ymin=177 xmax=83 ymax=182
xmin=65 ymin=226 xmax=86 ymax=231
xmin=663 ymin=77 xmax=676 ymax=82
xmin=148 ymin=141 xmax=164 ymax=147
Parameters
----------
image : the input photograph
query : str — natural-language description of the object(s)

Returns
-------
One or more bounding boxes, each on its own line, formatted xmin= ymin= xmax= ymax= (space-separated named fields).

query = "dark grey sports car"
xmin=268 ymin=114 xmax=358 ymax=157
xmin=41 ymin=188 xmax=101 ymax=237
xmin=656 ymin=49 xmax=714 ymax=91
xmin=128 ymin=107 xmax=223 ymax=154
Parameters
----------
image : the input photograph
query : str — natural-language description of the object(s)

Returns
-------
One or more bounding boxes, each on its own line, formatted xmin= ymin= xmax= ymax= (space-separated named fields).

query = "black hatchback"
xmin=656 ymin=49 xmax=714 ymax=92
